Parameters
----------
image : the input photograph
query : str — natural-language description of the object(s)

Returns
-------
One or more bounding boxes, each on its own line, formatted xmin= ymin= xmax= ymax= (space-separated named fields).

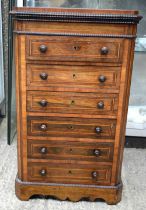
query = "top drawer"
xmin=26 ymin=36 xmax=123 ymax=63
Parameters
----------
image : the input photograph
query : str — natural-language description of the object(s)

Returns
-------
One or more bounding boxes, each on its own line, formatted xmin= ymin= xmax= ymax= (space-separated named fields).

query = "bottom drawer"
xmin=28 ymin=163 xmax=112 ymax=185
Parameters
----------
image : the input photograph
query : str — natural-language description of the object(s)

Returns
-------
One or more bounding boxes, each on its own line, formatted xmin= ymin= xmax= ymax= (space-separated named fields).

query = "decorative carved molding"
xmin=10 ymin=11 xmax=142 ymax=24
xmin=13 ymin=31 xmax=137 ymax=39
xmin=16 ymin=176 xmax=122 ymax=189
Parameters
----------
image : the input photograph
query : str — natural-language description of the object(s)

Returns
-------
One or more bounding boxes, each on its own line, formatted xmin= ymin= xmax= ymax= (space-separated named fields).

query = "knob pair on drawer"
xmin=39 ymin=169 xmax=99 ymax=181
xmin=39 ymin=124 xmax=102 ymax=133
xmin=38 ymin=100 xmax=104 ymax=109
xmin=39 ymin=147 xmax=101 ymax=157
xmin=39 ymin=73 xmax=106 ymax=83
xmin=39 ymin=44 xmax=109 ymax=55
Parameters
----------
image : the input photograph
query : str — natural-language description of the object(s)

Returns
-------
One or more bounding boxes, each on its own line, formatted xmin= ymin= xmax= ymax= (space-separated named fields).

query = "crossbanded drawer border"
xmin=13 ymin=31 xmax=137 ymax=39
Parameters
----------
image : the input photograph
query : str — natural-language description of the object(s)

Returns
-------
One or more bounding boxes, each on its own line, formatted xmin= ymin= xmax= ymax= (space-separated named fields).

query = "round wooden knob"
xmin=92 ymin=171 xmax=98 ymax=179
xmin=39 ymin=100 xmax=48 ymax=107
xmin=40 ymin=124 xmax=47 ymax=131
xmin=93 ymin=149 xmax=100 ymax=157
xmin=40 ymin=73 xmax=48 ymax=80
xmin=95 ymin=127 xmax=102 ymax=134
xmin=39 ymin=45 xmax=47 ymax=53
xmin=40 ymin=147 xmax=47 ymax=154
xmin=97 ymin=101 xmax=104 ymax=109
xmin=101 ymin=46 xmax=109 ymax=55
xmin=40 ymin=169 xmax=47 ymax=176
xmin=98 ymin=75 xmax=106 ymax=83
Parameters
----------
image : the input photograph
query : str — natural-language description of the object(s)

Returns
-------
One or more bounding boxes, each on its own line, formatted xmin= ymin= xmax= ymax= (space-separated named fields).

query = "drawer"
xmin=27 ymin=64 xmax=121 ymax=92
xmin=26 ymin=36 xmax=123 ymax=63
xmin=27 ymin=116 xmax=116 ymax=139
xmin=28 ymin=162 xmax=112 ymax=185
xmin=28 ymin=140 xmax=114 ymax=162
xmin=27 ymin=91 xmax=118 ymax=116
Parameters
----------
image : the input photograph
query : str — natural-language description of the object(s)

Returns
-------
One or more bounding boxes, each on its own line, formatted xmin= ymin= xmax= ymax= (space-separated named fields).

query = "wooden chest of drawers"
xmin=11 ymin=7 xmax=142 ymax=204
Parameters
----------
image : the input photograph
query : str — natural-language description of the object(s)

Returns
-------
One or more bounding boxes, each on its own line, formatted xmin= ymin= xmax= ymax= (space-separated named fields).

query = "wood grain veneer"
xmin=11 ymin=7 xmax=142 ymax=204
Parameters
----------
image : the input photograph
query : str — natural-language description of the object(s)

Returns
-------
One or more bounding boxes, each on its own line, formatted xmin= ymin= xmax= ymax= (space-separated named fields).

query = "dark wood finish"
xmin=12 ymin=7 xmax=141 ymax=204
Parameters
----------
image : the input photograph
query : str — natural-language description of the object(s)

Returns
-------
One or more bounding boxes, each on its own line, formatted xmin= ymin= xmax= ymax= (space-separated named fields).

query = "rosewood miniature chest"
xmin=11 ymin=7 xmax=142 ymax=204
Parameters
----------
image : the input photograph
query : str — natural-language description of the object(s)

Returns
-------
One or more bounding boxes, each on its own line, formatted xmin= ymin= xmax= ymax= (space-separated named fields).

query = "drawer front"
xmin=27 ymin=91 xmax=118 ymax=115
xmin=28 ymin=163 xmax=112 ymax=185
xmin=28 ymin=140 xmax=114 ymax=162
xmin=27 ymin=64 xmax=121 ymax=91
xmin=26 ymin=36 xmax=123 ymax=63
xmin=27 ymin=117 xmax=116 ymax=139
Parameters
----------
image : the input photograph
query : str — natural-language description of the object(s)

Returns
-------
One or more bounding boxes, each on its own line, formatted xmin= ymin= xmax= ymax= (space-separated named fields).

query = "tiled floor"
xmin=0 ymin=119 xmax=146 ymax=210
